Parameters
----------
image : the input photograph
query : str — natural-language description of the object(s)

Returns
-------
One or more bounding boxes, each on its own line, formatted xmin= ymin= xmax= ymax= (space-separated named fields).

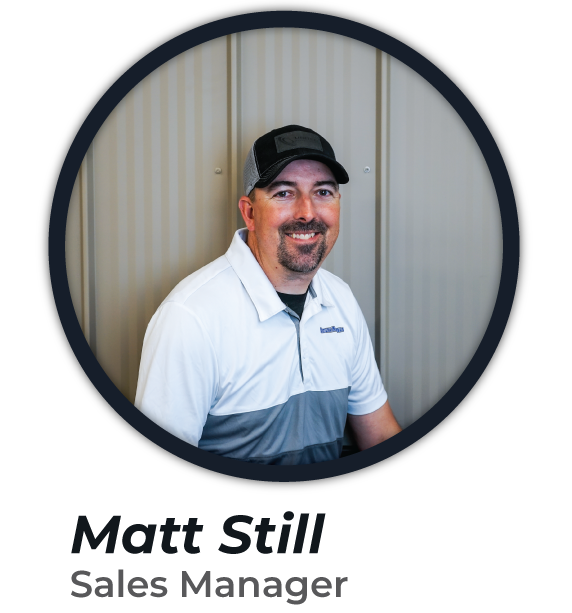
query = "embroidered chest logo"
xmin=320 ymin=326 xmax=345 ymax=334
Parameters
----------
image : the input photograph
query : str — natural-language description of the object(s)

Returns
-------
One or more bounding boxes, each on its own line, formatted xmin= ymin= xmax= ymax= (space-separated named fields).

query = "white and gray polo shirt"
xmin=135 ymin=228 xmax=387 ymax=465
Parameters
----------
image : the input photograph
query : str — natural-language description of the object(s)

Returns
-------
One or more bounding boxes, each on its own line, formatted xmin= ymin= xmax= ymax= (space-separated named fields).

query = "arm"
xmin=347 ymin=400 xmax=401 ymax=450
xmin=135 ymin=301 xmax=218 ymax=446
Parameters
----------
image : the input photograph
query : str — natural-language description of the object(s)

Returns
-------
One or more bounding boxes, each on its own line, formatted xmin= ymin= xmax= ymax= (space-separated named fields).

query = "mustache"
xmin=279 ymin=220 xmax=328 ymax=235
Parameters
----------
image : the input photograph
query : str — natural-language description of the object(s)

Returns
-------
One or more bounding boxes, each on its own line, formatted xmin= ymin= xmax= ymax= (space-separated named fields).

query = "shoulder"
xmin=161 ymin=255 xmax=238 ymax=311
xmin=317 ymin=267 xmax=352 ymax=292
xmin=316 ymin=268 xmax=360 ymax=312
xmin=150 ymin=255 xmax=250 ymax=335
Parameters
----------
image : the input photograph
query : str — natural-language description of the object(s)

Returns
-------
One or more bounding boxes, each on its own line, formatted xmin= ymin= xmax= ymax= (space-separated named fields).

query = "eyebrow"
xmin=265 ymin=179 xmax=339 ymax=191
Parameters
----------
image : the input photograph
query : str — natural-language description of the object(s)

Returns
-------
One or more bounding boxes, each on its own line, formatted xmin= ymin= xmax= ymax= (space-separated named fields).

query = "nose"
xmin=293 ymin=192 xmax=317 ymax=222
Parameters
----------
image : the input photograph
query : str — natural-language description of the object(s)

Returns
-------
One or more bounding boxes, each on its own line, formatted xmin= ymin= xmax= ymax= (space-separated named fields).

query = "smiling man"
xmin=135 ymin=125 xmax=401 ymax=464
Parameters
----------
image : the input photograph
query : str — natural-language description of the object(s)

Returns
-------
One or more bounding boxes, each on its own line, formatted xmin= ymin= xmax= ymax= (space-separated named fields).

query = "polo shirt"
xmin=135 ymin=228 xmax=388 ymax=465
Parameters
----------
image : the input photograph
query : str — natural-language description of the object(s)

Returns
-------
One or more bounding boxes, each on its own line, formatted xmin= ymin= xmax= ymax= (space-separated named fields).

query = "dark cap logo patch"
xmin=275 ymin=131 xmax=324 ymax=153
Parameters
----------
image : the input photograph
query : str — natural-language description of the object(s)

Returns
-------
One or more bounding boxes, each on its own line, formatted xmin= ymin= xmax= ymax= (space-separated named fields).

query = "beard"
xmin=277 ymin=220 xmax=329 ymax=274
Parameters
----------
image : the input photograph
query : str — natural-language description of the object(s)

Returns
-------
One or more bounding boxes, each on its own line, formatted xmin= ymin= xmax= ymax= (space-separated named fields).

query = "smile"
xmin=287 ymin=232 xmax=318 ymax=240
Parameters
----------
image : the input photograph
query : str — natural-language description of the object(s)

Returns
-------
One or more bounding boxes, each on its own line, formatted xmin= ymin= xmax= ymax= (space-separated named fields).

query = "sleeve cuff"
xmin=347 ymin=388 xmax=388 ymax=416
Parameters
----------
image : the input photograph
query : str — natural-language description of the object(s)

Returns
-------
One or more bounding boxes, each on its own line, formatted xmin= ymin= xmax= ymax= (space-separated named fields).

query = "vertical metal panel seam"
xmin=374 ymin=48 xmax=382 ymax=368
xmin=133 ymin=84 xmax=146 ymax=399
xmin=142 ymin=76 xmax=154 ymax=333
xmin=79 ymin=158 xmax=88 ymax=340
xmin=236 ymin=33 xmax=242 ymax=215
xmin=85 ymin=144 xmax=97 ymax=354
xmin=117 ymin=99 xmax=130 ymax=397
xmin=292 ymin=29 xmax=300 ymax=121
xmin=227 ymin=34 xmax=240 ymax=236
xmin=257 ymin=32 xmax=266 ymax=136
xmin=309 ymin=31 xmax=318 ymax=130
xmin=177 ymin=54 xmax=188 ymax=283
xmin=193 ymin=47 xmax=205 ymax=267
xmin=227 ymin=34 xmax=233 ymax=237
xmin=160 ymin=68 xmax=171 ymax=300
xmin=106 ymin=108 xmax=120 ymax=386
xmin=380 ymin=53 xmax=390 ymax=387
xmin=325 ymin=34 xmax=335 ymax=163
xmin=341 ymin=37 xmax=352 ymax=284
xmin=275 ymin=29 xmax=283 ymax=125
xmin=126 ymin=92 xmax=137 ymax=401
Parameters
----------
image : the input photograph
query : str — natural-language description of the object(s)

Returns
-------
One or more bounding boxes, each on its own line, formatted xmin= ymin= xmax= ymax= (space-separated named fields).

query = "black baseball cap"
xmin=243 ymin=125 xmax=349 ymax=196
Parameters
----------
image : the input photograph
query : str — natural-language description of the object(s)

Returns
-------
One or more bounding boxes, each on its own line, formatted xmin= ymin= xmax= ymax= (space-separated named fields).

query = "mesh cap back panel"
xmin=243 ymin=144 xmax=260 ymax=196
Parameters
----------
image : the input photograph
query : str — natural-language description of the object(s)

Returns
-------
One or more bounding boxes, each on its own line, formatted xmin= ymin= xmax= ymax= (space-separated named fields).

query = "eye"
xmin=273 ymin=190 xmax=291 ymax=199
xmin=317 ymin=189 xmax=332 ymax=197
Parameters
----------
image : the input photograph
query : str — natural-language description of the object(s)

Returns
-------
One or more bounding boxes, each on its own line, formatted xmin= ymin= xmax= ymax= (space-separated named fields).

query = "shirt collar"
xmin=225 ymin=229 xmax=334 ymax=322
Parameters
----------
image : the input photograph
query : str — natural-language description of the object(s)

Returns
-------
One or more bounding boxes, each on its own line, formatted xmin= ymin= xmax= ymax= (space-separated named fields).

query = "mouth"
xmin=285 ymin=232 xmax=320 ymax=242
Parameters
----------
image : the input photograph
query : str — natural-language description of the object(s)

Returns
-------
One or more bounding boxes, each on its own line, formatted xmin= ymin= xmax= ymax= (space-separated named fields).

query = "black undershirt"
xmin=276 ymin=288 xmax=309 ymax=320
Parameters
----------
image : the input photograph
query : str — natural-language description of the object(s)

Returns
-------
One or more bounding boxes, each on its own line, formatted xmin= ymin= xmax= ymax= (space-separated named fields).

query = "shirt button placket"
xmin=300 ymin=329 xmax=309 ymax=387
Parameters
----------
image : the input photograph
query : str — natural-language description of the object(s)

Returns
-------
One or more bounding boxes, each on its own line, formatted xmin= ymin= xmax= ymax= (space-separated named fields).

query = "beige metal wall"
xmin=378 ymin=55 xmax=502 ymax=425
xmin=237 ymin=28 xmax=378 ymax=349
xmin=65 ymin=29 xmax=502 ymax=429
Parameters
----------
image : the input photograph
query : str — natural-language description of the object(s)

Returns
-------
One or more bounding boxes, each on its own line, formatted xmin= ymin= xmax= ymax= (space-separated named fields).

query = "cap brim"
xmin=255 ymin=153 xmax=349 ymax=188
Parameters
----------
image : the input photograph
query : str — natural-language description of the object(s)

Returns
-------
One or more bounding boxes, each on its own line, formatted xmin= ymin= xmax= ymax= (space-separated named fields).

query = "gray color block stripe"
xmin=283 ymin=306 xmax=303 ymax=380
xmin=245 ymin=439 xmax=344 ymax=465
xmin=199 ymin=387 xmax=350 ymax=463
xmin=280 ymin=280 xmax=316 ymax=382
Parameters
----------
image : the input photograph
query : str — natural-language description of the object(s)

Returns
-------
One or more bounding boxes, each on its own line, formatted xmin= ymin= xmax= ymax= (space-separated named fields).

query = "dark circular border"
xmin=49 ymin=11 xmax=519 ymax=482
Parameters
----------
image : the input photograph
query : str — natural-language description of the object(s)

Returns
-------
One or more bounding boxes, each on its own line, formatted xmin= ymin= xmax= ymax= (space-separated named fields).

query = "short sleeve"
xmin=135 ymin=301 xmax=219 ymax=446
xmin=347 ymin=304 xmax=388 ymax=415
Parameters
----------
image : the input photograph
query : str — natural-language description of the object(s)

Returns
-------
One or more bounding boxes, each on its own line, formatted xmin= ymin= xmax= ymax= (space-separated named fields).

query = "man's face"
xmin=241 ymin=159 xmax=341 ymax=276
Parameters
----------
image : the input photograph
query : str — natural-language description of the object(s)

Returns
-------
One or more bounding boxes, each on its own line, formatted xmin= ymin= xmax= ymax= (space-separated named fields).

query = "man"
xmin=135 ymin=125 xmax=401 ymax=464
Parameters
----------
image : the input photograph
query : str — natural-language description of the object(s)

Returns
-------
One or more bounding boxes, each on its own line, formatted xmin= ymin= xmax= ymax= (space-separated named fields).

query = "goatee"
xmin=277 ymin=220 xmax=328 ymax=274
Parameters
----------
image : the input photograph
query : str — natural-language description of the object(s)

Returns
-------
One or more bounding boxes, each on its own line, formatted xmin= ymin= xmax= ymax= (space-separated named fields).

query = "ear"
xmin=238 ymin=196 xmax=256 ymax=231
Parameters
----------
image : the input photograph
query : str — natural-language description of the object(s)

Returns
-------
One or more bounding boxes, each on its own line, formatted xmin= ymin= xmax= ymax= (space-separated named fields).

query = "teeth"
xmin=291 ymin=233 xmax=315 ymax=240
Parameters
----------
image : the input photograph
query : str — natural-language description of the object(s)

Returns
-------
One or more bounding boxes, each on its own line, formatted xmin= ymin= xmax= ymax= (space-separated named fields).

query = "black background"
xmin=43 ymin=10 xmax=522 ymax=592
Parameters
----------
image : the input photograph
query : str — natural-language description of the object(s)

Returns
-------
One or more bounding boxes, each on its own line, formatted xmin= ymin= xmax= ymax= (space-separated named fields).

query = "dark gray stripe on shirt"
xmin=283 ymin=308 xmax=303 ymax=380
xmin=245 ymin=439 xmax=344 ymax=465
xmin=198 ymin=387 xmax=350 ymax=464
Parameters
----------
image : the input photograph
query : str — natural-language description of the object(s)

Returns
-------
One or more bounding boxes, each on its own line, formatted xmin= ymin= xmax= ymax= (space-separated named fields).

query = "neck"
xmin=246 ymin=231 xmax=316 ymax=294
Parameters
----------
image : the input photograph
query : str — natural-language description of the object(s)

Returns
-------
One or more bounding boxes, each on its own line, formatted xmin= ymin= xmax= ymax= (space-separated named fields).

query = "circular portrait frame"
xmin=49 ymin=11 xmax=519 ymax=482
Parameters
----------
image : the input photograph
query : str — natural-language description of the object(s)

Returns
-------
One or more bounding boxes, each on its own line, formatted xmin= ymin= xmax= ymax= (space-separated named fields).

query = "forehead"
xmin=273 ymin=159 xmax=336 ymax=183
